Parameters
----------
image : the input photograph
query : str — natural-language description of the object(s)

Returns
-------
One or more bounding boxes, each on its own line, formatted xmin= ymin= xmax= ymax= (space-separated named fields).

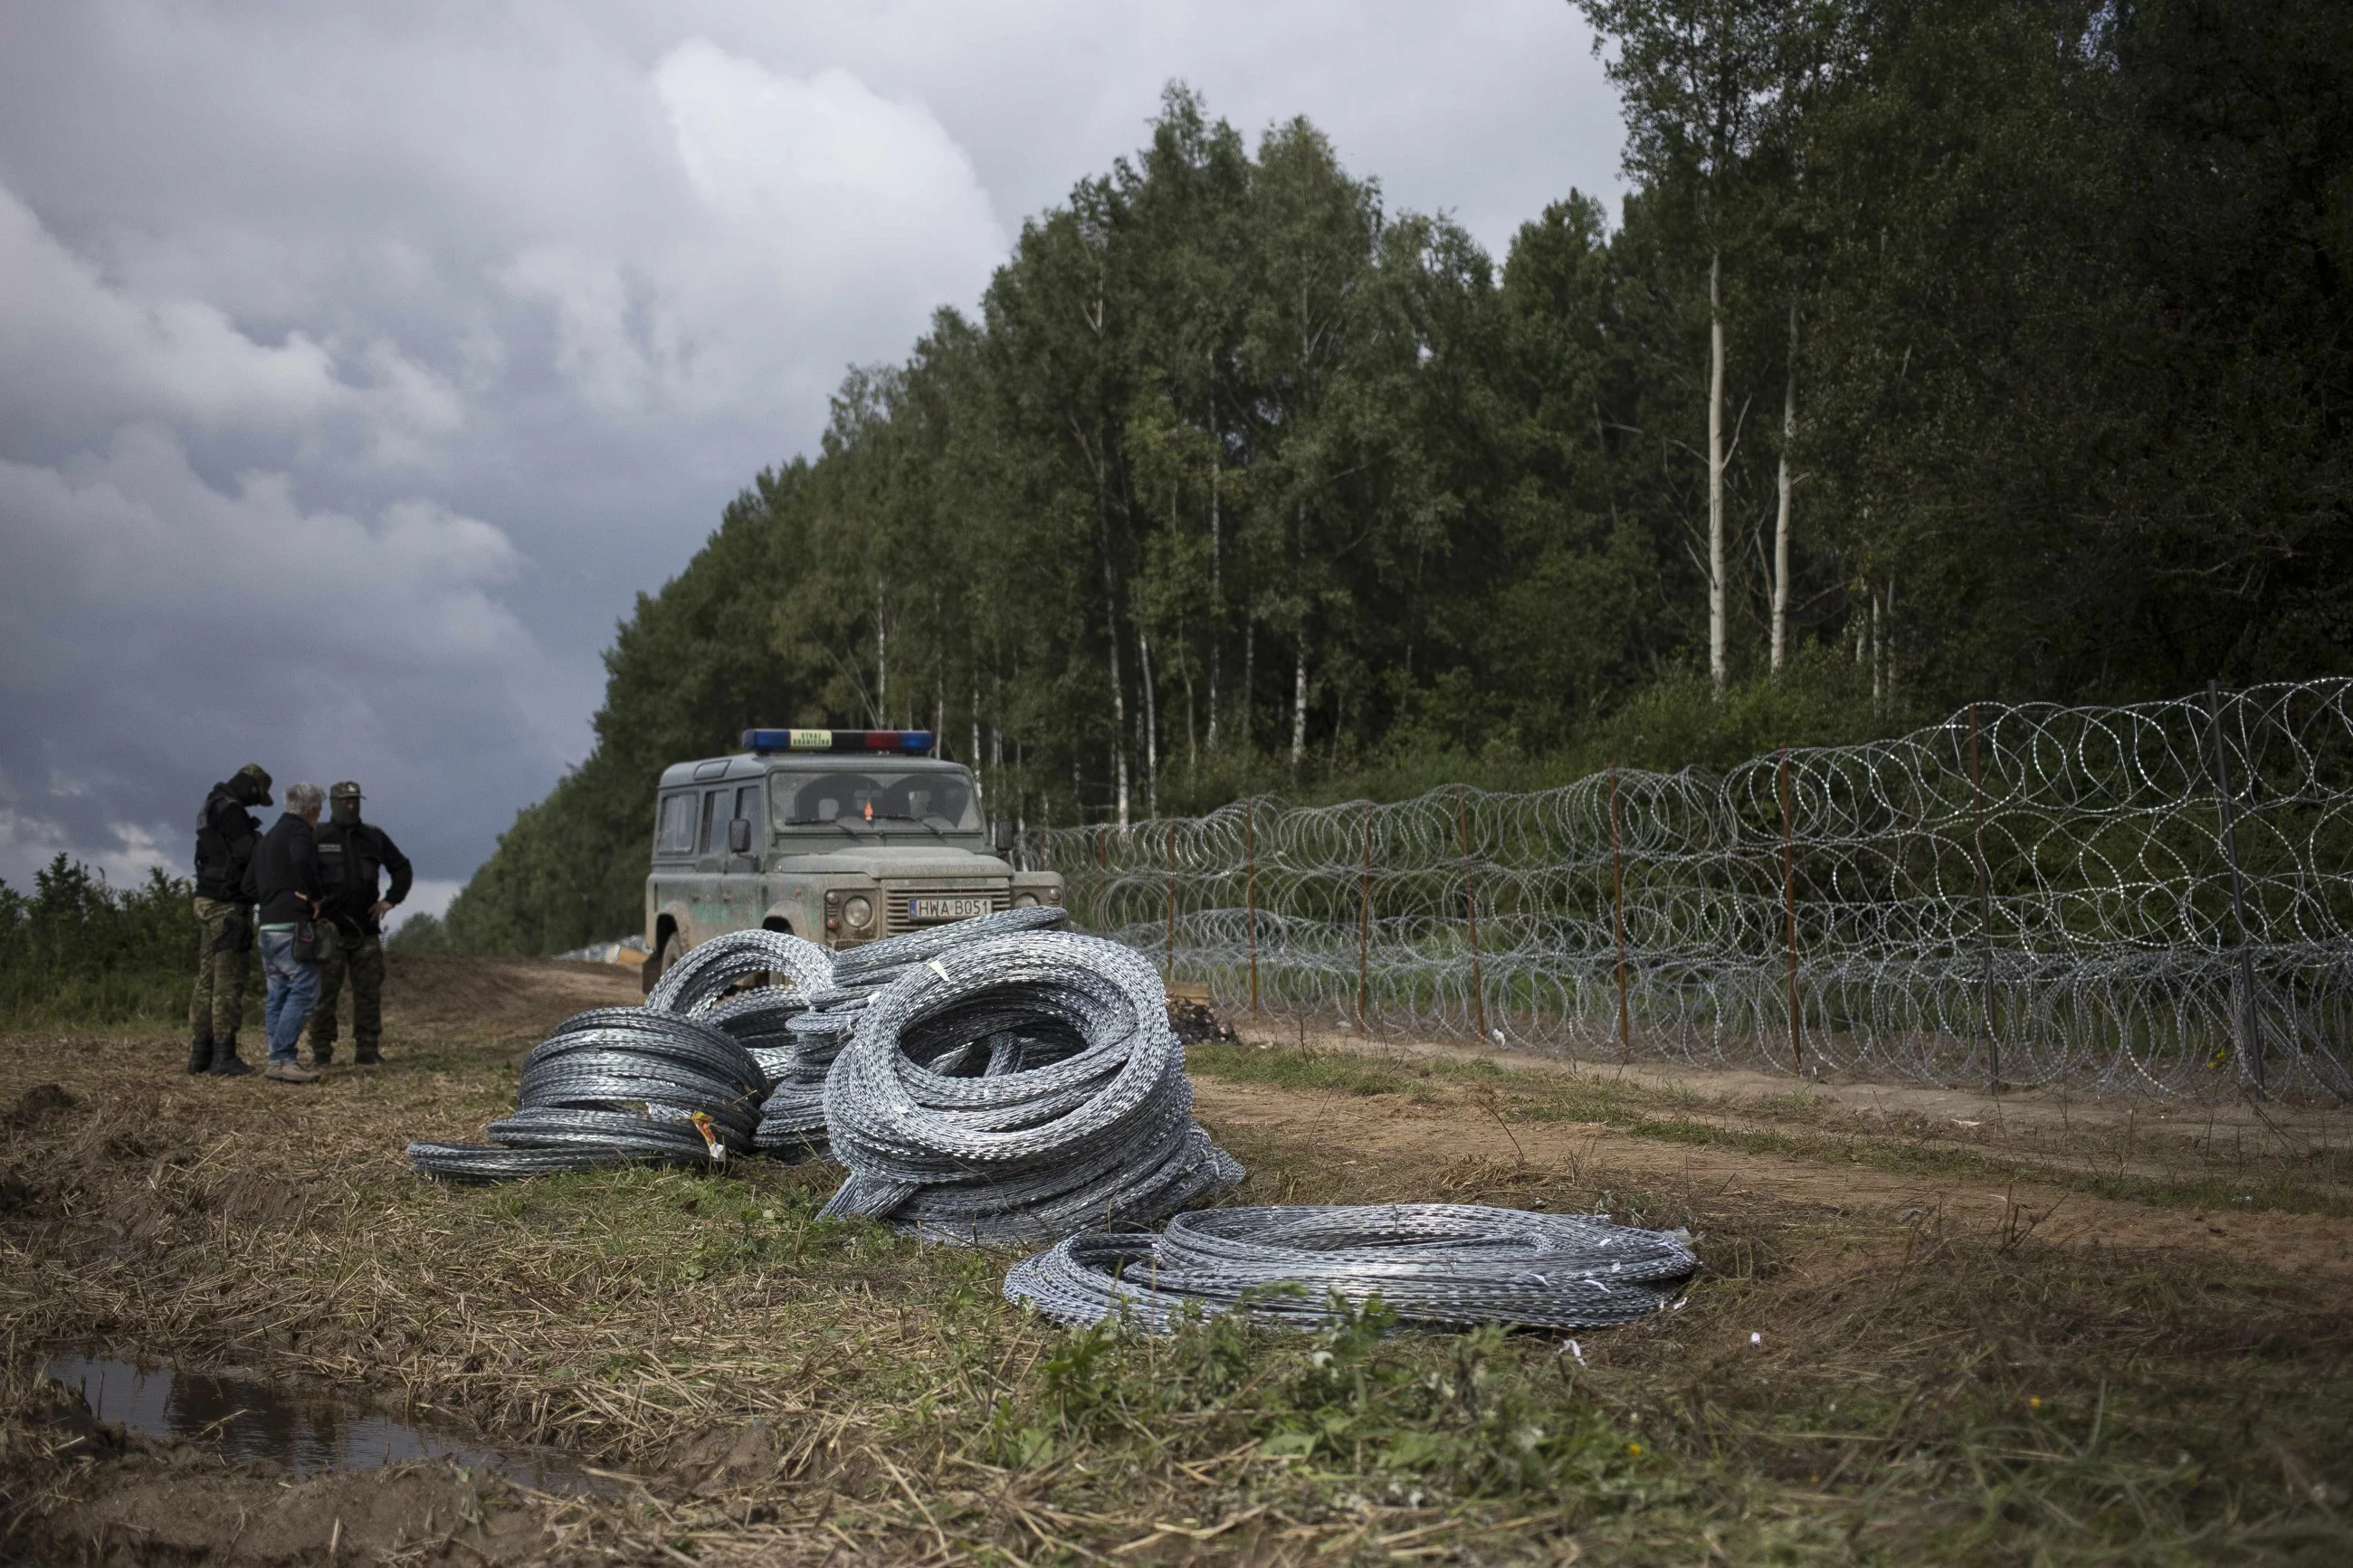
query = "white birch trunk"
xmin=1108 ymin=622 xmax=1129 ymax=829
xmin=1138 ymin=621 xmax=1158 ymax=819
xmin=1771 ymin=300 xmax=1797 ymax=676
xmin=874 ymin=586 xmax=888 ymax=727
xmin=1708 ymin=249 xmax=1728 ymax=695
xmin=1290 ymin=638 xmax=1309 ymax=773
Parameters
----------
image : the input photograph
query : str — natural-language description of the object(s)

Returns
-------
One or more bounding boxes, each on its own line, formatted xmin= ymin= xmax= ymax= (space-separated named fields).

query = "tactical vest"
xmin=316 ymin=823 xmax=385 ymax=927
xmin=193 ymin=785 xmax=259 ymax=901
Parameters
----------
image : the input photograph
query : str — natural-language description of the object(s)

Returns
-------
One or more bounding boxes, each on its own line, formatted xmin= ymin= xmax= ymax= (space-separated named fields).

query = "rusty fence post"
xmin=1164 ymin=819 xmax=1177 ymax=983
xmin=1357 ymin=800 xmax=1374 ymax=1036
xmin=2203 ymin=680 xmax=2263 ymax=1098
xmin=1779 ymin=746 xmax=1802 ymax=1075
xmin=1969 ymin=703 xmax=1998 ymax=1090
xmin=1244 ymin=798 xmax=1260 ymax=1018
xmin=1457 ymin=785 xmax=1488 ymax=1041
xmin=1611 ymin=765 xmax=1629 ymax=1061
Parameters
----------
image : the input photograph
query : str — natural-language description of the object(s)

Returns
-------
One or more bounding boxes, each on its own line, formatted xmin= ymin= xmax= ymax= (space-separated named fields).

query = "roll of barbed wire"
xmin=405 ymin=1008 xmax=767 ymax=1183
xmin=756 ymin=911 xmax=1070 ymax=1155
xmin=696 ymin=988 xmax=805 ymax=1088
xmin=748 ymin=985 xmax=875 ymax=1154
xmin=830 ymin=905 xmax=1070 ymax=987
xmin=649 ymin=927 xmax=833 ymax=1015
xmin=819 ymin=929 xmax=1243 ymax=1243
xmin=1004 ymin=1204 xmax=1698 ymax=1333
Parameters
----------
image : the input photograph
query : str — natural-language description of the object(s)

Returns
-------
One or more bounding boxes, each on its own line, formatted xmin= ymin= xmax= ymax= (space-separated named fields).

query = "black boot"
xmin=208 ymin=1035 xmax=255 ymax=1078
xmin=186 ymin=1036 xmax=214 ymax=1075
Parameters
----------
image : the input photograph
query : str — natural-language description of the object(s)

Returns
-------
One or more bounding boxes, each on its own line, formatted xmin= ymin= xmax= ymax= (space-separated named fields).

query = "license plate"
xmin=908 ymin=897 xmax=992 ymax=923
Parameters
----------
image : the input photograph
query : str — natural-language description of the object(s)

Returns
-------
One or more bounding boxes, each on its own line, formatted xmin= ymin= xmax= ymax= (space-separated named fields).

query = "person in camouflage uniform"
xmin=188 ymin=763 xmax=272 ymax=1077
xmin=306 ymin=781 xmax=412 ymax=1067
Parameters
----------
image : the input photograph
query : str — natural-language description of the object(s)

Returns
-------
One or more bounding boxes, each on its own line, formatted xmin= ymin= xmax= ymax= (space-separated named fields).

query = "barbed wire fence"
xmin=1029 ymin=680 xmax=2353 ymax=1103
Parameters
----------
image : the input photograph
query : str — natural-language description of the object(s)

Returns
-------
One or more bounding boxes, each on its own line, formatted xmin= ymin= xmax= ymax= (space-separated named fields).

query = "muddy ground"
xmin=3 ymin=955 xmax=2349 ymax=1565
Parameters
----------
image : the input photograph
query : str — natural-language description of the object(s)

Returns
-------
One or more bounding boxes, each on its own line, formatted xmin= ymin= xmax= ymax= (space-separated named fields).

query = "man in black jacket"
xmin=246 ymin=781 xmax=327 ymax=1084
xmin=306 ymin=781 xmax=412 ymax=1067
xmin=188 ymin=763 xmax=272 ymax=1077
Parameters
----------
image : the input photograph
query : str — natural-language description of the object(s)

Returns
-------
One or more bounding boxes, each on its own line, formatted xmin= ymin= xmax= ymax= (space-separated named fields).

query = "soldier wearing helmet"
xmin=305 ymin=781 xmax=412 ymax=1066
xmin=187 ymin=763 xmax=272 ymax=1077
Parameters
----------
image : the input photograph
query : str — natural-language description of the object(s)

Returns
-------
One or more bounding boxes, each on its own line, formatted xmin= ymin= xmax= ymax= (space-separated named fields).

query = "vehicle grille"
xmin=883 ymin=881 xmax=1011 ymax=936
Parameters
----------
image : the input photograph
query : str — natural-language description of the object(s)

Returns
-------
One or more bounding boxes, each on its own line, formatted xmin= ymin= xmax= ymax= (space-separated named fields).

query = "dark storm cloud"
xmin=0 ymin=1 xmax=1619 ymax=923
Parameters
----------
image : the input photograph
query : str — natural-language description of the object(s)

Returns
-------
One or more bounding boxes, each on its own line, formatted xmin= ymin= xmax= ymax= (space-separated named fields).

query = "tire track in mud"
xmin=1189 ymin=1076 xmax=2353 ymax=1281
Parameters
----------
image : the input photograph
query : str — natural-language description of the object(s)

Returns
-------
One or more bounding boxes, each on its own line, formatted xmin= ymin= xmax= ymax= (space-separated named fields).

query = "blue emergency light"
xmin=741 ymin=728 xmax=936 ymax=755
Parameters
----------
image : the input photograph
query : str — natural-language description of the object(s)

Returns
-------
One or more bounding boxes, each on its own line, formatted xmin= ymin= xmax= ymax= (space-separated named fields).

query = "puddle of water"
xmin=42 ymin=1356 xmax=619 ymax=1496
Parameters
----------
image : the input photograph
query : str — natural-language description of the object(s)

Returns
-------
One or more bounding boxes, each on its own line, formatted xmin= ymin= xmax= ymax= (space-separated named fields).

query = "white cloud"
xmin=496 ymin=42 xmax=1005 ymax=419
xmin=0 ymin=183 xmax=461 ymax=458
xmin=0 ymin=794 xmax=176 ymax=893
xmin=0 ymin=427 xmax=567 ymax=892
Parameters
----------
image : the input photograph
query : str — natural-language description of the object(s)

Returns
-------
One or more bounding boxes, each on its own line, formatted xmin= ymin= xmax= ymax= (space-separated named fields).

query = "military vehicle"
xmin=642 ymin=727 xmax=1062 ymax=991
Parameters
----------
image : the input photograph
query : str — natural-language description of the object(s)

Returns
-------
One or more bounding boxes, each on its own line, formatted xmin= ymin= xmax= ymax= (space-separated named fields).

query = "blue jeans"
xmin=258 ymin=928 xmax=320 ymax=1063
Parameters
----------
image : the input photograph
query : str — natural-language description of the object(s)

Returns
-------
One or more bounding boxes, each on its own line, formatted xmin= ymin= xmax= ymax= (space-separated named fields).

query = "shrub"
xmin=0 ymin=855 xmax=202 ymax=1025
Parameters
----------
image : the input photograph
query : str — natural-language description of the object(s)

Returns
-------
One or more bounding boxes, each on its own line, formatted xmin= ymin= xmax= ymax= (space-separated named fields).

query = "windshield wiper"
xmin=781 ymin=817 xmax=859 ymax=839
xmin=869 ymin=813 xmax=949 ymax=841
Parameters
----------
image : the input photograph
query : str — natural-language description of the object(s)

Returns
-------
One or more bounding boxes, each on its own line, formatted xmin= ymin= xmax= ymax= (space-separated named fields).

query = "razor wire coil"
xmin=820 ymin=929 xmax=1243 ymax=1243
xmin=408 ymin=930 xmax=813 ymax=1182
xmin=1037 ymin=680 xmax=2353 ymax=1101
xmin=1004 ymin=1203 xmax=1698 ymax=1333
xmin=405 ymin=1005 xmax=768 ymax=1183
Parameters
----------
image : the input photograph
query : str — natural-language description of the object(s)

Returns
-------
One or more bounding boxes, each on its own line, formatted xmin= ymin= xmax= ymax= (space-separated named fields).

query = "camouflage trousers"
xmin=305 ymin=923 xmax=385 ymax=1059
xmin=187 ymin=897 xmax=251 ymax=1044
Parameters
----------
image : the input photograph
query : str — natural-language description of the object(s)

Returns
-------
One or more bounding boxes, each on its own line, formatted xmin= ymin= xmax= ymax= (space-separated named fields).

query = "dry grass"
xmin=2 ymin=954 xmax=2350 ymax=1564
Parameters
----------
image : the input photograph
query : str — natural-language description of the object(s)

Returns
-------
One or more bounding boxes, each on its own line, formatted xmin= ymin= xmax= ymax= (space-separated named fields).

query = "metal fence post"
xmin=1244 ymin=798 xmax=1260 ymax=1018
xmin=1357 ymin=800 xmax=1373 ymax=1036
xmin=1969 ymin=703 xmax=1997 ymax=1090
xmin=2203 ymin=680 xmax=2263 ymax=1098
xmin=1457 ymin=785 xmax=1488 ymax=1041
xmin=1611 ymin=765 xmax=1629 ymax=1061
xmin=1780 ymin=746 xmax=1802 ymax=1075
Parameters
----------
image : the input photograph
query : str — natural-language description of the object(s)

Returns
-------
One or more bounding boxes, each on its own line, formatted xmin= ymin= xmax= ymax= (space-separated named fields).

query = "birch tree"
xmin=1578 ymin=0 xmax=1784 ymax=693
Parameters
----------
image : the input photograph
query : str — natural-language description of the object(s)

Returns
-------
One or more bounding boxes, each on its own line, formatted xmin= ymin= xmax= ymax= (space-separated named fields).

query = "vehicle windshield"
xmin=771 ymin=769 xmax=980 ymax=834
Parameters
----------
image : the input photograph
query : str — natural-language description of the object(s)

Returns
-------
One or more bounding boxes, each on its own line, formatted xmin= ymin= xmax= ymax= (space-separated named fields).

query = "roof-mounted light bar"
xmin=741 ymin=728 xmax=936 ymax=755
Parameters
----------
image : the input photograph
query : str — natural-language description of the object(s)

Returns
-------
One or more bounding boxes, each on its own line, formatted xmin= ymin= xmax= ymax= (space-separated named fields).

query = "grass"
xmin=1186 ymin=1039 xmax=2353 ymax=1220
xmin=3 ymin=955 xmax=2351 ymax=1563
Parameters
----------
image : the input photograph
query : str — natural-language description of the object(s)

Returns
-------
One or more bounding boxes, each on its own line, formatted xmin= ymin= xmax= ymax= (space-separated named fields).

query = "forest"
xmin=420 ymin=0 xmax=2352 ymax=955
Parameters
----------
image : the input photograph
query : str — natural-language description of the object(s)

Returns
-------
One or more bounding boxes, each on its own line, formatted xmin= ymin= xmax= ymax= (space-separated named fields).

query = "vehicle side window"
xmin=698 ymin=790 xmax=720 ymax=853
xmin=734 ymin=784 xmax=760 ymax=832
xmin=654 ymin=793 xmax=695 ymax=855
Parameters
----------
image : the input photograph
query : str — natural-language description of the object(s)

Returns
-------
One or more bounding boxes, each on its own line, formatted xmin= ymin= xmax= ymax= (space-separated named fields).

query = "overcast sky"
xmin=0 ymin=1 xmax=1624 ymax=929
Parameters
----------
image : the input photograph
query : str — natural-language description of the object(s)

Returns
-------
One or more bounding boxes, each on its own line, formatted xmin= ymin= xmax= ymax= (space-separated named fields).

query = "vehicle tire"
xmin=643 ymin=929 xmax=684 ymax=996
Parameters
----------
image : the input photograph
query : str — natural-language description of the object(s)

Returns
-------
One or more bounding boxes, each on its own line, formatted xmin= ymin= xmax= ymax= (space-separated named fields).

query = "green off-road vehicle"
xmin=642 ymin=727 xmax=1062 ymax=992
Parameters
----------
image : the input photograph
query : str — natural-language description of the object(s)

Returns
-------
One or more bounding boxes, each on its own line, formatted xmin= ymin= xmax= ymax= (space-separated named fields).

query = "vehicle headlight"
xmin=1013 ymin=891 xmax=1038 ymax=908
xmin=843 ymin=895 xmax=873 ymax=929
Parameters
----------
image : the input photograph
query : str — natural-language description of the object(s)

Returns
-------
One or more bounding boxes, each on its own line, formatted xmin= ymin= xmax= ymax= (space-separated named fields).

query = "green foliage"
xmin=997 ymin=1293 xmax=1658 ymax=1513
xmin=385 ymin=912 xmax=454 ymax=954
xmin=0 ymin=855 xmax=201 ymax=1025
xmin=443 ymin=6 xmax=2353 ymax=949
